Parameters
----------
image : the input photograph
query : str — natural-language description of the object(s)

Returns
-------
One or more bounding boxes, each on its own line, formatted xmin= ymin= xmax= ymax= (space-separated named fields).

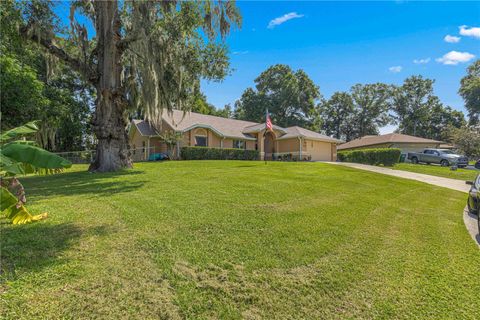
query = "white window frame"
xmin=233 ymin=140 xmax=246 ymax=149
xmin=195 ymin=133 xmax=208 ymax=147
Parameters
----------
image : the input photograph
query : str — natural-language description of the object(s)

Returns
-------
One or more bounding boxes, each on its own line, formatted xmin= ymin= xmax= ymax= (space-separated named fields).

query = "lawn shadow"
xmin=234 ymin=164 xmax=260 ymax=168
xmin=0 ymin=222 xmax=107 ymax=281
xmin=22 ymin=169 xmax=147 ymax=200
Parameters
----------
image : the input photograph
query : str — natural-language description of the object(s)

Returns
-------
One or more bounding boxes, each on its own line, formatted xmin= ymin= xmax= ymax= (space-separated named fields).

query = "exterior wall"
xmin=149 ymin=138 xmax=167 ymax=153
xmin=331 ymin=144 xmax=337 ymax=161
xmin=246 ymin=140 xmax=256 ymax=150
xmin=130 ymin=128 xmax=147 ymax=151
xmin=178 ymin=128 xmax=256 ymax=150
xmin=181 ymin=131 xmax=190 ymax=147
xmin=129 ymin=128 xmax=149 ymax=160
xmin=305 ymin=139 xmax=334 ymax=161
xmin=207 ymin=130 xmax=221 ymax=148
xmin=277 ymin=138 xmax=300 ymax=152
xmin=223 ymin=138 xmax=233 ymax=148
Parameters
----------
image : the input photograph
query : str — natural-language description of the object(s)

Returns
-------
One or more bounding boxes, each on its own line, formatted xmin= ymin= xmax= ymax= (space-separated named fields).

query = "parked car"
xmin=407 ymin=149 xmax=469 ymax=167
xmin=466 ymin=174 xmax=480 ymax=232
xmin=475 ymin=159 xmax=480 ymax=170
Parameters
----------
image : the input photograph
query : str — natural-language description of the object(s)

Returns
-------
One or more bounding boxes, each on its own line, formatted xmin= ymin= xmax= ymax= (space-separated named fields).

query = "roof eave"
xmin=338 ymin=140 xmax=441 ymax=150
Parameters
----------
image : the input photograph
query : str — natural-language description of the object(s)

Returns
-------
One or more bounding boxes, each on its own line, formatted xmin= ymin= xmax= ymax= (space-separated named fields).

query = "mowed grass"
xmin=1 ymin=161 xmax=479 ymax=319
xmin=392 ymin=163 xmax=478 ymax=181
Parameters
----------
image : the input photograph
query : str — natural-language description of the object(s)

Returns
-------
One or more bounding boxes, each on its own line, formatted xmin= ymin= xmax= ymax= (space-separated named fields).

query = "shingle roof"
xmin=242 ymin=123 xmax=287 ymax=134
xmin=337 ymin=133 xmax=442 ymax=150
xmin=277 ymin=126 xmax=344 ymax=143
xmin=131 ymin=119 xmax=159 ymax=136
xmin=131 ymin=110 xmax=342 ymax=143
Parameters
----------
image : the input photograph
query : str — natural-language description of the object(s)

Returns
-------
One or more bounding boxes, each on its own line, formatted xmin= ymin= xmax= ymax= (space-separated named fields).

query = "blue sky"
xmin=55 ymin=1 xmax=479 ymax=133
xmin=200 ymin=1 xmax=479 ymax=133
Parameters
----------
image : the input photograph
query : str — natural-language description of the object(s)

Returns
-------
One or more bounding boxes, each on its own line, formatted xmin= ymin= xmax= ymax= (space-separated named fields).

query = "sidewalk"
xmin=327 ymin=162 xmax=470 ymax=193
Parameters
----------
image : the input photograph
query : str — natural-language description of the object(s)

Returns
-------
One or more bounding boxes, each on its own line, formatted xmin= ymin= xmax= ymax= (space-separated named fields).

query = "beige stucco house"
xmin=129 ymin=110 xmax=343 ymax=161
xmin=337 ymin=133 xmax=442 ymax=160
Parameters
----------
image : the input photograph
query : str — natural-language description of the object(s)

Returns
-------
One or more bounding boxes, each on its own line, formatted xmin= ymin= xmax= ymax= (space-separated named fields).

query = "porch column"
xmin=147 ymin=137 xmax=151 ymax=160
xmin=258 ymin=131 xmax=265 ymax=160
xmin=298 ymin=137 xmax=302 ymax=161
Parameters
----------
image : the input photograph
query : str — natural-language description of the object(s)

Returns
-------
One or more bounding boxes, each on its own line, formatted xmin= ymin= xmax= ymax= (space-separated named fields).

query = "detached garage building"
xmin=337 ymin=133 xmax=442 ymax=160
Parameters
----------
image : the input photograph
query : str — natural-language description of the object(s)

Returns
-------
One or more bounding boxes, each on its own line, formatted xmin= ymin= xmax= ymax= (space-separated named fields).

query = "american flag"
xmin=266 ymin=110 xmax=273 ymax=131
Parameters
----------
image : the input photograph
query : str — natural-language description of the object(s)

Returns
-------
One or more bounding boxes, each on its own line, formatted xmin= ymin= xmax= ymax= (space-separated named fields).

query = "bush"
xmin=180 ymin=146 xmax=259 ymax=160
xmin=337 ymin=148 xmax=401 ymax=166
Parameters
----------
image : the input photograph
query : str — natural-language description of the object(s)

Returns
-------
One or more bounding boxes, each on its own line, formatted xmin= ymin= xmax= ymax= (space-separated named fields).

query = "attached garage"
xmin=276 ymin=126 xmax=343 ymax=161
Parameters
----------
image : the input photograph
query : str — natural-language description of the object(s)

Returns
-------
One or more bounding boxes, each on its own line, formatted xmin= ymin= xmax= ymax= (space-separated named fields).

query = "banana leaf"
xmin=0 ymin=153 xmax=25 ymax=175
xmin=0 ymin=121 xmax=39 ymax=142
xmin=1 ymin=142 xmax=72 ymax=171
xmin=0 ymin=187 xmax=47 ymax=224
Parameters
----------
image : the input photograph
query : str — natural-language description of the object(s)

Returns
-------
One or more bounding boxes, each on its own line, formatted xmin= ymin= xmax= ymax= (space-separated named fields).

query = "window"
xmin=142 ymin=141 xmax=146 ymax=153
xmin=195 ymin=136 xmax=207 ymax=147
xmin=233 ymin=140 xmax=245 ymax=149
xmin=133 ymin=144 xmax=136 ymax=155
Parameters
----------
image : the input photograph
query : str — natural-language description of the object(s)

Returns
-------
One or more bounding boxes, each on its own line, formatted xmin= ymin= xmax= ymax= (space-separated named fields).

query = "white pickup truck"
xmin=407 ymin=149 xmax=469 ymax=167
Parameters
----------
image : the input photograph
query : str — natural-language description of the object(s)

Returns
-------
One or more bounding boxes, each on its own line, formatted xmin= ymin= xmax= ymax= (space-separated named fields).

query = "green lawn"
xmin=1 ymin=161 xmax=479 ymax=319
xmin=391 ymin=163 xmax=479 ymax=181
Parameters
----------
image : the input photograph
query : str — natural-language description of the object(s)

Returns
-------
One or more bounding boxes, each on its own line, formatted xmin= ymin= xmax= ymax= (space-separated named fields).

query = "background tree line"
xmin=0 ymin=0 xmax=93 ymax=152
xmin=1 ymin=0 xmax=478 ymax=161
xmin=229 ymin=63 xmax=479 ymax=157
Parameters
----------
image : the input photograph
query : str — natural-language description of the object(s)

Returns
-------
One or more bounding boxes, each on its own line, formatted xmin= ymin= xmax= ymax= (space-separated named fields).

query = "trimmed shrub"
xmin=337 ymin=148 xmax=401 ymax=166
xmin=180 ymin=146 xmax=259 ymax=160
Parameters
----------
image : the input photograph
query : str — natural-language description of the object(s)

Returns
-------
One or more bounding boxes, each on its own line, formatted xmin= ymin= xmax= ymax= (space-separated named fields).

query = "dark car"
xmin=466 ymin=174 xmax=480 ymax=232
xmin=475 ymin=159 xmax=480 ymax=170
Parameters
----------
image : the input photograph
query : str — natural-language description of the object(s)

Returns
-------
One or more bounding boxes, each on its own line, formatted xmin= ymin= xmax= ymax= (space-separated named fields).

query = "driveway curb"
xmin=463 ymin=206 xmax=480 ymax=247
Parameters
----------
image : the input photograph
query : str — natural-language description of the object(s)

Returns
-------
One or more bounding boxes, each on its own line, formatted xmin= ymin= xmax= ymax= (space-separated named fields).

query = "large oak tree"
xmin=234 ymin=64 xmax=321 ymax=130
xmin=459 ymin=59 xmax=480 ymax=125
xmin=20 ymin=0 xmax=240 ymax=172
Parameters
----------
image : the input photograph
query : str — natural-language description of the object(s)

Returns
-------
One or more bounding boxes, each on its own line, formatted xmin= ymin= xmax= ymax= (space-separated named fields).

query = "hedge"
xmin=337 ymin=148 xmax=401 ymax=166
xmin=180 ymin=146 xmax=259 ymax=160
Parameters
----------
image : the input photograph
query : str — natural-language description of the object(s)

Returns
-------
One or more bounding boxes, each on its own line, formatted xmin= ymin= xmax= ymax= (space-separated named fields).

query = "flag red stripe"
xmin=266 ymin=114 xmax=273 ymax=131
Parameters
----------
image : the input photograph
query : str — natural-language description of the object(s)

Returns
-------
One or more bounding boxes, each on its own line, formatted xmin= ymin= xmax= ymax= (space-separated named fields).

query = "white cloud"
xmin=267 ymin=12 xmax=304 ymax=29
xmin=436 ymin=51 xmax=475 ymax=65
xmin=444 ymin=35 xmax=461 ymax=43
xmin=413 ymin=58 xmax=431 ymax=64
xmin=388 ymin=66 xmax=402 ymax=73
xmin=459 ymin=25 xmax=480 ymax=38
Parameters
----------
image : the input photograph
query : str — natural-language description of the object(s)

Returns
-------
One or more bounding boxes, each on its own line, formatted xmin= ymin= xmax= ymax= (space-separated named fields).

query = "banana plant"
xmin=0 ymin=121 xmax=71 ymax=224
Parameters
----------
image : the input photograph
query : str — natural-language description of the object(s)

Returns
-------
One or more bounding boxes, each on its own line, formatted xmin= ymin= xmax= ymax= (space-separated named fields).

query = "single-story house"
xmin=129 ymin=110 xmax=343 ymax=161
xmin=337 ymin=133 xmax=442 ymax=160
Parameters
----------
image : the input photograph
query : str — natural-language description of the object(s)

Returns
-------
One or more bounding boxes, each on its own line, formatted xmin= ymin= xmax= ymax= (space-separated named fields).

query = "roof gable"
xmin=131 ymin=119 xmax=159 ymax=136
xmin=277 ymin=126 xmax=343 ymax=143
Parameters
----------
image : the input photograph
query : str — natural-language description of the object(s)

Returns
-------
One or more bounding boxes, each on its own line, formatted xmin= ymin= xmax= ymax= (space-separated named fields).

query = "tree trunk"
xmin=88 ymin=1 xmax=132 ymax=172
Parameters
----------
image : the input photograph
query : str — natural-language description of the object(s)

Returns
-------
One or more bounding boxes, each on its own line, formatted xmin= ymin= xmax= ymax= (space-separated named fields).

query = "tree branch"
xmin=117 ymin=35 xmax=140 ymax=53
xmin=20 ymin=23 xmax=98 ymax=84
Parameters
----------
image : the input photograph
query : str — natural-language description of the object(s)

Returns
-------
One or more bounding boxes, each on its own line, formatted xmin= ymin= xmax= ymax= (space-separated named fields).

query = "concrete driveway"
xmin=328 ymin=162 xmax=479 ymax=247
